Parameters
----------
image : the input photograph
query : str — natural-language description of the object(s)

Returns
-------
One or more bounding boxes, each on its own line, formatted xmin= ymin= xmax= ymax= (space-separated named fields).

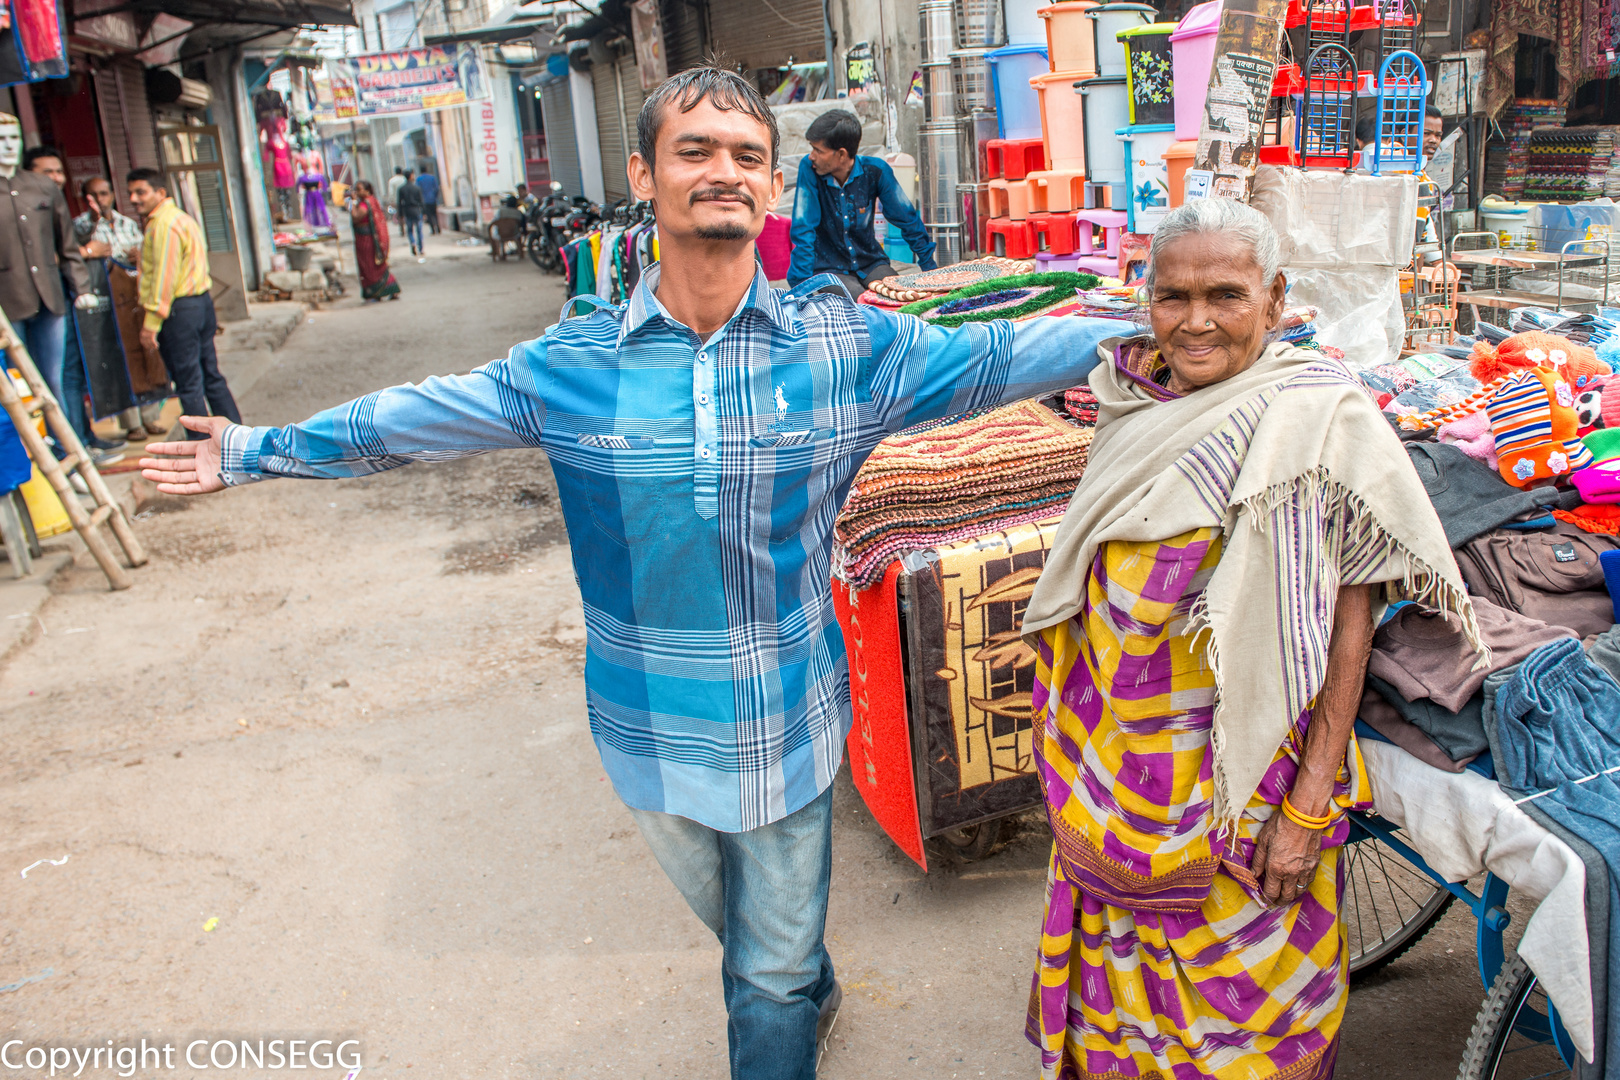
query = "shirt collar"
xmin=621 ymin=261 xmax=795 ymax=345
xmin=820 ymin=157 xmax=864 ymax=189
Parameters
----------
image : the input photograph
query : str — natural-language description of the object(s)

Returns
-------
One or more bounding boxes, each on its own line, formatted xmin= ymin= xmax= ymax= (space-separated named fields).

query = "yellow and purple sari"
xmin=1027 ymin=526 xmax=1371 ymax=1080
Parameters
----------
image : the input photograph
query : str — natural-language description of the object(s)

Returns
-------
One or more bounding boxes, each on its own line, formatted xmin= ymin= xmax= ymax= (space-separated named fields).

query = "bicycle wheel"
xmin=1341 ymin=821 xmax=1454 ymax=980
xmin=1457 ymin=956 xmax=1576 ymax=1080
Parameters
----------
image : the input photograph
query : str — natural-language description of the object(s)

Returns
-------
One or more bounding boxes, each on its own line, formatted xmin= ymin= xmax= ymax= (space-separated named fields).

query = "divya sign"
xmin=331 ymin=44 xmax=489 ymax=118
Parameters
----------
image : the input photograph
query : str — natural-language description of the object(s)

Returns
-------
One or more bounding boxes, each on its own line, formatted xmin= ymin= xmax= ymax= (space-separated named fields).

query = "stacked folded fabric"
xmin=1523 ymin=126 xmax=1619 ymax=202
xmin=1491 ymin=99 xmax=1566 ymax=199
xmin=833 ymin=399 xmax=1093 ymax=589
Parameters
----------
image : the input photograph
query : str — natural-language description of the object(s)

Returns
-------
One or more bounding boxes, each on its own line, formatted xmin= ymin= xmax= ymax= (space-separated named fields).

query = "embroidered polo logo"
xmin=774 ymin=384 xmax=789 ymax=425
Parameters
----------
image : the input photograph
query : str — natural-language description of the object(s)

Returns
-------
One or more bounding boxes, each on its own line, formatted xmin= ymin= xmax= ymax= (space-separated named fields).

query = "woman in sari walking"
xmin=1020 ymin=198 xmax=1480 ymax=1080
xmin=348 ymin=180 xmax=400 ymax=302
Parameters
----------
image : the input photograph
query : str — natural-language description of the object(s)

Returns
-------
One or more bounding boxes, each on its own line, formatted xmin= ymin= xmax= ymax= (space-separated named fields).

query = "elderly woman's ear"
xmin=1267 ymin=271 xmax=1287 ymax=335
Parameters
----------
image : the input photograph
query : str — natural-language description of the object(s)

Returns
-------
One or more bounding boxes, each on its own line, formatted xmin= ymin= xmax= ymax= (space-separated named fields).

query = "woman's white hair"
xmin=1143 ymin=198 xmax=1282 ymax=292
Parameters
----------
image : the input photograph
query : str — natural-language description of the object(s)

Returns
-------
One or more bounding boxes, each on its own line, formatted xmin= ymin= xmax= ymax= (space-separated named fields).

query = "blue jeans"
xmin=404 ymin=212 xmax=424 ymax=252
xmin=17 ymin=309 xmax=70 ymax=452
xmin=629 ymin=785 xmax=836 ymax=1080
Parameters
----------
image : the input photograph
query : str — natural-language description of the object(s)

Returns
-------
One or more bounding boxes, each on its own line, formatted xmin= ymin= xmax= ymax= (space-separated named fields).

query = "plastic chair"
xmin=1371 ymin=49 xmax=1429 ymax=175
xmin=984 ymin=216 xmax=1038 ymax=258
xmin=1300 ymin=42 xmax=1357 ymax=168
xmin=1029 ymin=212 xmax=1080 ymax=254
xmin=985 ymin=137 xmax=1047 ymax=180
xmin=489 ymin=217 xmax=521 ymax=261
xmin=988 ymin=178 xmax=1036 ymax=220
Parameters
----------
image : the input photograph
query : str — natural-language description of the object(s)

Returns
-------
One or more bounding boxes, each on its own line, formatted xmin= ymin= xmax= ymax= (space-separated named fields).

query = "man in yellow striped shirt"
xmin=128 ymin=167 xmax=240 ymax=440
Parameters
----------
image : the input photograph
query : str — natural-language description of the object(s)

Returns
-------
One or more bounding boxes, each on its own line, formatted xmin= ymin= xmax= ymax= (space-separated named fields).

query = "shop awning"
xmin=95 ymin=0 xmax=358 ymax=29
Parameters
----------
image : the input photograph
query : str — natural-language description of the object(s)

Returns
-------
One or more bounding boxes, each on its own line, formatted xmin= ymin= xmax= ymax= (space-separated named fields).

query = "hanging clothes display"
xmin=562 ymin=204 xmax=659 ymax=303
xmin=300 ymin=171 xmax=331 ymax=229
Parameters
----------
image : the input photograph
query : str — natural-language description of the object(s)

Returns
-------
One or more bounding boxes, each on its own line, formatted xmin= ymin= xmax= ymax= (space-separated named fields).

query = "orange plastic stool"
xmin=984 ymin=137 xmax=1047 ymax=180
xmin=987 ymin=179 xmax=1035 ymax=221
xmin=1028 ymin=212 xmax=1079 ymax=255
xmin=983 ymin=216 xmax=1037 ymax=259
xmin=1025 ymin=169 xmax=1089 ymax=213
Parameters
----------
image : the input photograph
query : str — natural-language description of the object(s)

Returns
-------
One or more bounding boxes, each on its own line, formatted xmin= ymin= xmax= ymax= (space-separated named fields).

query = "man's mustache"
xmin=690 ymin=187 xmax=755 ymax=210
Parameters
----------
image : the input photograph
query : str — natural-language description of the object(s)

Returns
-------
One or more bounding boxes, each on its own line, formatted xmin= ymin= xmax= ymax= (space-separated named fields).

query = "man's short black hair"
xmin=395 ymin=166 xmax=403 ymax=174
xmin=805 ymin=109 xmax=862 ymax=159
xmin=23 ymin=145 xmax=62 ymax=170
xmin=126 ymin=167 xmax=166 ymax=191
xmin=636 ymin=64 xmax=780 ymax=170
xmin=1354 ymin=115 xmax=1376 ymax=145
xmin=1425 ymin=104 xmax=1443 ymax=120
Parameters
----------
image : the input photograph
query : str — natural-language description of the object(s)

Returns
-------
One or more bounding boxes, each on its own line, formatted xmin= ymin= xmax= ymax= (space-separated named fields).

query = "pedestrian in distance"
xmin=345 ymin=180 xmax=400 ymax=303
xmin=787 ymin=108 xmax=935 ymax=298
xmin=398 ymin=170 xmax=426 ymax=258
xmin=138 ymin=66 xmax=1123 ymax=1080
xmin=127 ymin=167 xmax=240 ymax=439
xmin=385 ymin=165 xmax=406 ymax=235
xmin=415 ymin=169 xmax=440 ymax=235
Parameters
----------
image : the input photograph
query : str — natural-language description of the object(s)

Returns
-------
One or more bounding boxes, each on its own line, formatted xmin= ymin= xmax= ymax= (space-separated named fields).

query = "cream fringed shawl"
xmin=1022 ymin=339 xmax=1484 ymax=829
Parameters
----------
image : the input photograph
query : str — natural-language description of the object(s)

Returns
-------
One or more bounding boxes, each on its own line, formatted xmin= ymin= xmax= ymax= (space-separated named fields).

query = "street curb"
xmin=0 ymin=547 xmax=77 ymax=668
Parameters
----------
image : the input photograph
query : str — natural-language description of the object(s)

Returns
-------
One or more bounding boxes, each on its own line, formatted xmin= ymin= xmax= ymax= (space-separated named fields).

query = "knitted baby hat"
xmin=1470 ymin=331 xmax=1611 ymax=389
xmin=1488 ymin=366 xmax=1596 ymax=486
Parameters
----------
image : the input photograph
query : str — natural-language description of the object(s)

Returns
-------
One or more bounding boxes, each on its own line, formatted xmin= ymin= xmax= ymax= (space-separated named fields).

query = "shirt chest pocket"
xmin=576 ymin=433 xmax=694 ymax=547
xmin=740 ymin=428 xmax=838 ymax=543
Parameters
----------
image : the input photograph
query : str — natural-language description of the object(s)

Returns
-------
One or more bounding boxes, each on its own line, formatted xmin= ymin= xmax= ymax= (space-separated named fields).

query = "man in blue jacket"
xmin=415 ymin=168 xmax=440 ymax=234
xmin=787 ymin=109 xmax=935 ymax=295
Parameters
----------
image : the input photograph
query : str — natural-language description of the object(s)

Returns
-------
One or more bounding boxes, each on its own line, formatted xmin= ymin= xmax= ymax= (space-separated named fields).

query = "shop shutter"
xmin=660 ymin=0 xmax=707 ymax=75
xmin=593 ymin=55 xmax=644 ymax=204
xmin=93 ymin=58 xmax=160 ymax=217
xmin=537 ymin=78 xmax=583 ymax=196
xmin=706 ymin=0 xmax=823 ymax=71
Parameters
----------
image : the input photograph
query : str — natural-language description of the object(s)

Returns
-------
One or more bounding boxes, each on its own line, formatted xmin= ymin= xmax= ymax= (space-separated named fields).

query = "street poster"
xmin=1192 ymin=0 xmax=1285 ymax=201
xmin=630 ymin=0 xmax=667 ymax=90
xmin=328 ymin=44 xmax=490 ymax=119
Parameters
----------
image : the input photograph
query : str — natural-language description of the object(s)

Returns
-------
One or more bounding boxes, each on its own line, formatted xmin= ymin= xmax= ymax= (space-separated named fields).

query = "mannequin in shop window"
xmin=0 ymin=115 xmax=100 ymax=462
xmin=260 ymin=116 xmax=297 ymax=223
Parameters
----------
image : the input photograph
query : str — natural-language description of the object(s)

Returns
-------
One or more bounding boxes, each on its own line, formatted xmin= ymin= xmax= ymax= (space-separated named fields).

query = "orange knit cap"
xmin=1470 ymin=331 xmax=1612 ymax=390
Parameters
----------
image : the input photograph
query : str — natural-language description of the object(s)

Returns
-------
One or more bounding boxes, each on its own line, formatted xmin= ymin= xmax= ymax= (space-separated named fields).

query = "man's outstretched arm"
xmin=141 ymin=339 xmax=548 ymax=495
xmin=861 ymin=308 xmax=1123 ymax=433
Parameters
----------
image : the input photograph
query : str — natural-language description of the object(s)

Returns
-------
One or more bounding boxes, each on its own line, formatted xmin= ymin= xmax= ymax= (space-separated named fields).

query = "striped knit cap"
xmin=1488 ymin=367 xmax=1595 ymax=486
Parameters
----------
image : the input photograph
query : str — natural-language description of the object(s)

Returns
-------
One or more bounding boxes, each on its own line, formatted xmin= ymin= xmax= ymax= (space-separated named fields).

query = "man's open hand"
xmin=138 ymin=416 xmax=233 ymax=494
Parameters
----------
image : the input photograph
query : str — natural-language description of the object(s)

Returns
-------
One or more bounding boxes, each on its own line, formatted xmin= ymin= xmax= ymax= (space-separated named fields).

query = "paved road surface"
xmin=0 ymin=234 xmax=1514 ymax=1078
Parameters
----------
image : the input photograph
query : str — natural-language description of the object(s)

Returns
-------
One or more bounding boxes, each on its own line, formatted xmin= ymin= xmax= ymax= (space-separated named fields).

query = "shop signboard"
xmin=1191 ymin=0 xmax=1285 ymax=201
xmin=328 ymin=44 xmax=490 ymax=119
xmin=473 ymin=61 xmax=522 ymax=196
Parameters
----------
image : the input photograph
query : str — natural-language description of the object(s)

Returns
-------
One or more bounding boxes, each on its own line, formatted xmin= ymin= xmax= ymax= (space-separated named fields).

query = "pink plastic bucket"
xmin=1169 ymin=0 xmax=1223 ymax=141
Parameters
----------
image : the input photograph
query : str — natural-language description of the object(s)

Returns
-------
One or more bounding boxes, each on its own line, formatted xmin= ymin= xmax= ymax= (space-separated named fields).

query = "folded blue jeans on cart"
xmin=1485 ymin=664 xmax=1609 ymax=1080
xmin=1494 ymin=639 xmax=1620 ymax=1073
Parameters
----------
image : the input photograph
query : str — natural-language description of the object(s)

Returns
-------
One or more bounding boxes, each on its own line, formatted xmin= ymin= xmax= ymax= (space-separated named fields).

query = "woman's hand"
xmin=1250 ymin=812 xmax=1324 ymax=907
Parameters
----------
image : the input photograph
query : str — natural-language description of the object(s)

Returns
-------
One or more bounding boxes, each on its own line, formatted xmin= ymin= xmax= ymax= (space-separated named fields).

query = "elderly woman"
xmin=1019 ymin=198 xmax=1479 ymax=1080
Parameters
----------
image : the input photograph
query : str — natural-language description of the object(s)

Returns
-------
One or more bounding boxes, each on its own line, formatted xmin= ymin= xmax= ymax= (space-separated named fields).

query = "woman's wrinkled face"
xmin=1148 ymin=232 xmax=1287 ymax=394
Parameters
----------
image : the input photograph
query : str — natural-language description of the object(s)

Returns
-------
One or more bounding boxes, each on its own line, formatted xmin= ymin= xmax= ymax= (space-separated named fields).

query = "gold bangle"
xmin=1280 ymin=793 xmax=1333 ymax=830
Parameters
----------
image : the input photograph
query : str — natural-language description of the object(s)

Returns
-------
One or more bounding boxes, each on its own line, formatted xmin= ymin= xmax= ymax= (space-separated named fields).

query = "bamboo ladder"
xmin=0 ymin=306 xmax=146 ymax=589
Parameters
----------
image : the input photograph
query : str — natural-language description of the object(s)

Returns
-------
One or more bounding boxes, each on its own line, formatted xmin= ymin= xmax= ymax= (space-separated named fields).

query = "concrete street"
xmin=0 ymin=229 xmax=1521 ymax=1078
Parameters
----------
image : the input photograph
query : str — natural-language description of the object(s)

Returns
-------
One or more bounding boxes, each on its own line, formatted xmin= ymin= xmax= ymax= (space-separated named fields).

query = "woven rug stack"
xmin=856 ymin=258 xmax=1034 ymax=308
xmin=833 ymin=398 xmax=1094 ymax=589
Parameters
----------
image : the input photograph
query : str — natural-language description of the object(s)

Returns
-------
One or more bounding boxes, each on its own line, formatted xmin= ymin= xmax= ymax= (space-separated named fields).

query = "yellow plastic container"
xmin=18 ymin=463 xmax=70 ymax=538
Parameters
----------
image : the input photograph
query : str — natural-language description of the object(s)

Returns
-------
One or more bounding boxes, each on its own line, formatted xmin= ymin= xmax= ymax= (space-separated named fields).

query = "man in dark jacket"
xmin=397 ymin=171 xmax=426 ymax=257
xmin=415 ymin=169 xmax=440 ymax=234
xmin=787 ymin=109 xmax=935 ymax=296
xmin=0 ymin=115 xmax=95 ymax=457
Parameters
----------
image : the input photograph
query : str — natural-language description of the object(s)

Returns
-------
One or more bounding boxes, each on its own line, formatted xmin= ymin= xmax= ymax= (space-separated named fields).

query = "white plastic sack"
xmin=1251 ymin=166 xmax=1419 ymax=270
xmin=1283 ymin=265 xmax=1405 ymax=369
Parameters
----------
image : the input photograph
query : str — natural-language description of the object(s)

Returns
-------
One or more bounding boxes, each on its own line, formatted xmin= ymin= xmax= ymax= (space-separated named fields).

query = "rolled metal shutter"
xmin=593 ymin=56 xmax=645 ymax=204
xmin=538 ymin=78 xmax=583 ymax=196
xmin=93 ymin=57 xmax=160 ymax=217
xmin=706 ymin=0 xmax=824 ymax=70
xmin=661 ymin=0 xmax=707 ymax=75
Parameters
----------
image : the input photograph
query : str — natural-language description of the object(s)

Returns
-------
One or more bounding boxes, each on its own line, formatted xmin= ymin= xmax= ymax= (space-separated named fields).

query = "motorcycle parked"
xmin=527 ymin=181 xmax=601 ymax=274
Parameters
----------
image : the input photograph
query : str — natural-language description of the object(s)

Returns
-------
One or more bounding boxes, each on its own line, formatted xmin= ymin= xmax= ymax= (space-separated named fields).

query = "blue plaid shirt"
xmin=218 ymin=266 xmax=1117 ymax=831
